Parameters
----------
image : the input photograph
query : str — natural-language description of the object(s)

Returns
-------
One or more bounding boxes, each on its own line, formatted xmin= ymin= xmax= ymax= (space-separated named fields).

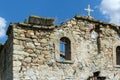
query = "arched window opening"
xmin=60 ymin=37 xmax=71 ymax=60
xmin=116 ymin=46 xmax=120 ymax=65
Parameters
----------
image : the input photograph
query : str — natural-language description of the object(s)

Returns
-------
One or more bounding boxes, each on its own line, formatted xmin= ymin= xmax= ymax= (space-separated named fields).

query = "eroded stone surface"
xmin=0 ymin=15 xmax=120 ymax=80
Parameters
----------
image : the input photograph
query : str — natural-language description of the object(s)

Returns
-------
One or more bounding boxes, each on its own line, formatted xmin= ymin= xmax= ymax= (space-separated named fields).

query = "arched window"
xmin=60 ymin=37 xmax=71 ymax=60
xmin=116 ymin=46 xmax=120 ymax=65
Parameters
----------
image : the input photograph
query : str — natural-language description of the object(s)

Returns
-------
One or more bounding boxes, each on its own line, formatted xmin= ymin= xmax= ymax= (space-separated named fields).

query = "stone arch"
xmin=60 ymin=37 xmax=71 ymax=60
xmin=54 ymin=28 xmax=75 ymax=61
xmin=113 ymin=42 xmax=120 ymax=66
xmin=116 ymin=46 xmax=120 ymax=65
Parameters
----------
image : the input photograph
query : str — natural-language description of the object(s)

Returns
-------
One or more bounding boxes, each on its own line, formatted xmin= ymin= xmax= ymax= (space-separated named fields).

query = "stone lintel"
xmin=17 ymin=23 xmax=55 ymax=29
xmin=56 ymin=60 xmax=74 ymax=64
xmin=28 ymin=15 xmax=55 ymax=26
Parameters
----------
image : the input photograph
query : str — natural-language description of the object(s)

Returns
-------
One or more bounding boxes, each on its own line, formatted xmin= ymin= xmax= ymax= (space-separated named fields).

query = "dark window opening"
xmin=116 ymin=46 xmax=120 ymax=65
xmin=60 ymin=37 xmax=71 ymax=60
xmin=87 ymin=71 xmax=106 ymax=80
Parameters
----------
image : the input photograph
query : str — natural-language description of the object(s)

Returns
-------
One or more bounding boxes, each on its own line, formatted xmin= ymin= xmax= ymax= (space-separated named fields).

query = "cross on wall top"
xmin=84 ymin=4 xmax=94 ymax=17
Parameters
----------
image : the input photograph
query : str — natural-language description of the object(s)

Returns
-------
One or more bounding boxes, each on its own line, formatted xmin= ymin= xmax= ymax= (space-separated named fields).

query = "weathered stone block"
xmin=24 ymin=57 xmax=32 ymax=63
xmin=13 ymin=61 xmax=22 ymax=67
xmin=40 ymin=39 xmax=47 ymax=43
xmin=34 ymin=42 xmax=40 ymax=46
xmin=38 ymin=60 xmax=44 ymax=65
xmin=38 ymin=54 xmax=44 ymax=60
xmin=13 ymin=50 xmax=29 ymax=56
xmin=42 ymin=51 xmax=50 ymax=55
xmin=13 ymin=55 xmax=24 ymax=60
xmin=13 ymin=39 xmax=20 ymax=45
xmin=26 ymin=42 xmax=35 ymax=49
xmin=25 ymin=30 xmax=34 ymax=38
xmin=13 ymin=67 xmax=21 ymax=72
xmin=26 ymin=49 xmax=34 ymax=54
xmin=50 ymin=33 xmax=54 ymax=39
xmin=14 ymin=45 xmax=24 ymax=51
xmin=28 ymin=15 xmax=54 ymax=26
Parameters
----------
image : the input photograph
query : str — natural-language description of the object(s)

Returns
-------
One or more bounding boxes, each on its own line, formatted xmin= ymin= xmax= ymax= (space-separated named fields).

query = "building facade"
xmin=0 ymin=15 xmax=120 ymax=80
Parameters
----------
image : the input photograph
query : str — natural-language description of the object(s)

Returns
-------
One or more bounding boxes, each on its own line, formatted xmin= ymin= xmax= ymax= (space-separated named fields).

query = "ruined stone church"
xmin=0 ymin=14 xmax=120 ymax=80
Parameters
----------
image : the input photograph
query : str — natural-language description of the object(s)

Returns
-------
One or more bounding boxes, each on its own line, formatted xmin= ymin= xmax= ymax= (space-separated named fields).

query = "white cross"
xmin=84 ymin=4 xmax=94 ymax=17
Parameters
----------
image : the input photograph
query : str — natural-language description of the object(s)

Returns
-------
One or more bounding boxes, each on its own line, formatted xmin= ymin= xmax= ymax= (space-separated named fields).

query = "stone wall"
xmin=11 ymin=16 xmax=55 ymax=80
xmin=0 ymin=15 xmax=120 ymax=80
xmin=54 ymin=16 xmax=120 ymax=80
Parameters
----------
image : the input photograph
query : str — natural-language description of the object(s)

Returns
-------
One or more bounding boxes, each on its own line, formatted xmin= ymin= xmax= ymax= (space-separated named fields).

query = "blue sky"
xmin=0 ymin=0 xmax=120 ymax=43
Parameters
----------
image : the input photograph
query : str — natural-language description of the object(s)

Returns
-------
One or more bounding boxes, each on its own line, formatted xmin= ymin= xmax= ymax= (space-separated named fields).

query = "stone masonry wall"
xmin=12 ymin=22 xmax=55 ymax=80
xmin=53 ymin=16 xmax=120 ymax=80
xmin=0 ymin=15 xmax=120 ymax=80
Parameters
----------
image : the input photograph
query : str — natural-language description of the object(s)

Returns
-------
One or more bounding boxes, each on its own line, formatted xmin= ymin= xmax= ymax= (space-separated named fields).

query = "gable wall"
xmin=54 ymin=17 xmax=120 ymax=79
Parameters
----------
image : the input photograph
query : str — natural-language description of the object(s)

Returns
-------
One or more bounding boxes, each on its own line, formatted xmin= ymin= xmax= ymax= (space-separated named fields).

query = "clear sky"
xmin=0 ymin=0 xmax=119 ymax=43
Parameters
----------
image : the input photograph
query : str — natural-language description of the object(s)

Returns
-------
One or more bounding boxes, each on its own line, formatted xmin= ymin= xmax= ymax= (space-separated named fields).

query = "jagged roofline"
xmin=6 ymin=15 xmax=55 ymax=35
xmin=59 ymin=15 xmax=120 ymax=34
xmin=6 ymin=15 xmax=120 ymax=35
xmin=74 ymin=15 xmax=120 ymax=34
xmin=74 ymin=15 xmax=120 ymax=27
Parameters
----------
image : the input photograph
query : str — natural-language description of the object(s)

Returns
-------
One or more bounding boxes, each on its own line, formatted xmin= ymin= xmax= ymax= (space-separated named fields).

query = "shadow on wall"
xmin=0 ymin=38 xmax=13 ymax=80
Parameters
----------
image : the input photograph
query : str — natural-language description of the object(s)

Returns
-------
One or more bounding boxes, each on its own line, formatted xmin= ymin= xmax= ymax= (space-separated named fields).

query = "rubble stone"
xmin=0 ymin=15 xmax=120 ymax=80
